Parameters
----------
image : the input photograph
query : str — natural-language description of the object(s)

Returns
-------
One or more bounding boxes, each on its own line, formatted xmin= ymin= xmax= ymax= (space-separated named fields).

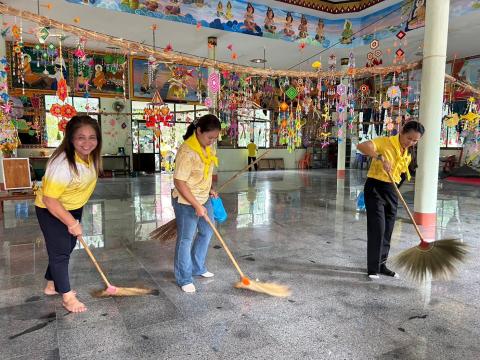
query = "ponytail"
xmin=183 ymin=114 xmax=221 ymax=140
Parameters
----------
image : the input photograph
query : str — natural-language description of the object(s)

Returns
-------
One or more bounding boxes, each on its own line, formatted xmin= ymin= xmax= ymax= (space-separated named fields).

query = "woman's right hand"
xmin=381 ymin=159 xmax=392 ymax=174
xmin=194 ymin=205 xmax=208 ymax=217
xmin=67 ymin=221 xmax=83 ymax=236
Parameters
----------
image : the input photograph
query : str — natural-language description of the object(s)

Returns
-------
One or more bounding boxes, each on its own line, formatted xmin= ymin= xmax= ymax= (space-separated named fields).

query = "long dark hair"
xmin=49 ymin=115 xmax=102 ymax=176
xmin=402 ymin=120 xmax=425 ymax=135
xmin=183 ymin=114 xmax=221 ymax=140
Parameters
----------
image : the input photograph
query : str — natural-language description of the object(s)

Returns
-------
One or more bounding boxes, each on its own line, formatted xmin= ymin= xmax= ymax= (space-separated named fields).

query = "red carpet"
xmin=445 ymin=176 xmax=480 ymax=185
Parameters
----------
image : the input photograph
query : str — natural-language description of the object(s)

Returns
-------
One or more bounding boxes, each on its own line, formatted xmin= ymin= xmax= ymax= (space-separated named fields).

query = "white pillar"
xmin=413 ymin=0 xmax=450 ymax=226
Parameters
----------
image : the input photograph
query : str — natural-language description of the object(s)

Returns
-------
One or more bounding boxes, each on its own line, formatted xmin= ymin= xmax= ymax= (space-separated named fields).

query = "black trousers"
xmin=364 ymin=178 xmax=398 ymax=273
xmin=36 ymin=206 xmax=83 ymax=293
xmin=248 ymin=156 xmax=258 ymax=171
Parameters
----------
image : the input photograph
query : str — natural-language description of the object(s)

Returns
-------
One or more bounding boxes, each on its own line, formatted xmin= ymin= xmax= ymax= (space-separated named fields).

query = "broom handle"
xmin=77 ymin=235 xmax=112 ymax=288
xmin=386 ymin=172 xmax=425 ymax=242
xmin=216 ymin=150 xmax=271 ymax=193
xmin=204 ymin=215 xmax=246 ymax=279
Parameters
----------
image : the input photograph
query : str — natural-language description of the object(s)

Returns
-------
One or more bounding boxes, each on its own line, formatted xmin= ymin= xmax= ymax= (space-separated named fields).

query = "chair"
xmin=298 ymin=152 xmax=312 ymax=169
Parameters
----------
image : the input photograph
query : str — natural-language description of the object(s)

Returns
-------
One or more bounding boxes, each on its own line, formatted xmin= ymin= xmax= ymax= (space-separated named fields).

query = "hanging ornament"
xmin=285 ymin=86 xmax=298 ymax=100
xmin=208 ymin=72 xmax=220 ymax=94
xmin=36 ymin=27 xmax=50 ymax=44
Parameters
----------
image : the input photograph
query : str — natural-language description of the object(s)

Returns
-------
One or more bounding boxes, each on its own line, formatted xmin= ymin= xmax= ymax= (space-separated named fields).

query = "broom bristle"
xmin=392 ymin=239 xmax=468 ymax=282
xmin=234 ymin=280 xmax=291 ymax=297
xmin=91 ymin=287 xmax=159 ymax=298
xmin=149 ymin=219 xmax=177 ymax=242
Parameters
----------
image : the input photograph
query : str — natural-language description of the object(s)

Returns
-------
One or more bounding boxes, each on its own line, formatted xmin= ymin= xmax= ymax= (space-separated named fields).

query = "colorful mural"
xmin=131 ymin=57 xmax=208 ymax=102
xmin=73 ymin=52 xmax=128 ymax=97
xmin=65 ymin=0 xmax=480 ymax=49
xmin=7 ymin=42 xmax=70 ymax=93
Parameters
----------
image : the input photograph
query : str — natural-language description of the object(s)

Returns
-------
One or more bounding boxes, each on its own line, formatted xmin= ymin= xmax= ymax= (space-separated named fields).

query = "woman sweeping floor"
xmin=172 ymin=114 xmax=221 ymax=293
xmin=357 ymin=121 xmax=425 ymax=279
xmin=35 ymin=115 xmax=102 ymax=312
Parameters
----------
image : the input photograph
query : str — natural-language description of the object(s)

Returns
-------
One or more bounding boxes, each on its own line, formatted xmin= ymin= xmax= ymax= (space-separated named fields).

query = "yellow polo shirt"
xmin=247 ymin=143 xmax=257 ymax=157
xmin=35 ymin=152 xmax=97 ymax=210
xmin=367 ymin=135 xmax=412 ymax=183
xmin=172 ymin=143 xmax=214 ymax=205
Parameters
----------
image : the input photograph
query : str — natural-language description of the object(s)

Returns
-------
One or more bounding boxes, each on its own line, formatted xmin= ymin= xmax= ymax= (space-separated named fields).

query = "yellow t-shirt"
xmin=172 ymin=143 xmax=214 ymax=205
xmin=367 ymin=135 xmax=412 ymax=183
xmin=35 ymin=152 xmax=97 ymax=210
xmin=247 ymin=143 xmax=257 ymax=157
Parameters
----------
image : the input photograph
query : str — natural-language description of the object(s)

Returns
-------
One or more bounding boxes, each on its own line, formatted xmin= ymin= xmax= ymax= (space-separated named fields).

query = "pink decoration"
xmin=208 ymin=72 xmax=220 ymax=94
xmin=204 ymin=97 xmax=213 ymax=107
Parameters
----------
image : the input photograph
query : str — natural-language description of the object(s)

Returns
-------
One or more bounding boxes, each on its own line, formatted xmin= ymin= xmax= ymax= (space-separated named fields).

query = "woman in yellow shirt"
xmin=172 ymin=114 xmax=221 ymax=293
xmin=35 ymin=115 xmax=102 ymax=312
xmin=357 ymin=121 xmax=424 ymax=279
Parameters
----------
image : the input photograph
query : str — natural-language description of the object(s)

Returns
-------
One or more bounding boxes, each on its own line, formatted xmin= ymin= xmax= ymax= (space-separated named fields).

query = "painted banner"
xmin=65 ymin=0 xmax=480 ymax=49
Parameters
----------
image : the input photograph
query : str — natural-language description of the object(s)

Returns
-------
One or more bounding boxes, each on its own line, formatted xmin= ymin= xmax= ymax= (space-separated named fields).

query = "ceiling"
xmin=1 ymin=0 xmax=480 ymax=74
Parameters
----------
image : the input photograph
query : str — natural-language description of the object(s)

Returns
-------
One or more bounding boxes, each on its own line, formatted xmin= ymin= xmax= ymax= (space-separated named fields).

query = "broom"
xmin=386 ymin=172 xmax=468 ymax=282
xmin=204 ymin=214 xmax=291 ymax=297
xmin=150 ymin=149 xmax=271 ymax=242
xmin=77 ymin=236 xmax=158 ymax=297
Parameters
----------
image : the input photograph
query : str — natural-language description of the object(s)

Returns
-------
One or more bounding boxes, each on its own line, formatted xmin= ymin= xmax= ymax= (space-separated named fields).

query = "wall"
xmin=216 ymin=148 xmax=306 ymax=171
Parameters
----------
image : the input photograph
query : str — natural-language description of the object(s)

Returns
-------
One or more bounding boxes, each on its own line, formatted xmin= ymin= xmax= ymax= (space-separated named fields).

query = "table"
xmin=258 ymin=158 xmax=285 ymax=170
xmin=102 ymin=155 xmax=131 ymax=176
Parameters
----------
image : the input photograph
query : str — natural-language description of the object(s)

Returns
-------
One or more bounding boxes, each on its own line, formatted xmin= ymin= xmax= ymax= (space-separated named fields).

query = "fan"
xmin=112 ymin=100 xmax=125 ymax=113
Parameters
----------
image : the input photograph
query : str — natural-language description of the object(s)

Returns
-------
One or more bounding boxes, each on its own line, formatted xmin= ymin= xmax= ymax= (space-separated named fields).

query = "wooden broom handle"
xmin=386 ymin=172 xmax=425 ymax=242
xmin=77 ymin=235 xmax=112 ymax=288
xmin=216 ymin=150 xmax=271 ymax=193
xmin=204 ymin=215 xmax=246 ymax=279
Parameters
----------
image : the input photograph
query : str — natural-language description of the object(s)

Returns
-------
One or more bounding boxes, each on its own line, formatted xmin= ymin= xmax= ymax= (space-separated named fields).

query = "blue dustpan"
xmin=211 ymin=197 xmax=228 ymax=223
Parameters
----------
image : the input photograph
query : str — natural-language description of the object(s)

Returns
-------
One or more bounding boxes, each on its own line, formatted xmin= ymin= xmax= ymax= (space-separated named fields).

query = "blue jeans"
xmin=173 ymin=197 xmax=214 ymax=286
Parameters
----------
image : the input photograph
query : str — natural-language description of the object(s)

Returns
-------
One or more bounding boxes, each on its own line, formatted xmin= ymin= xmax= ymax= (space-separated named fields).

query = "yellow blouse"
xmin=367 ymin=135 xmax=412 ymax=183
xmin=35 ymin=152 xmax=97 ymax=210
xmin=172 ymin=143 xmax=215 ymax=205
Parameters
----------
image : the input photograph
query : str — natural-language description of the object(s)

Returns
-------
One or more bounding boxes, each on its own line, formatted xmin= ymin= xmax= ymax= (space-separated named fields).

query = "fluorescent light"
xmin=250 ymin=58 xmax=267 ymax=63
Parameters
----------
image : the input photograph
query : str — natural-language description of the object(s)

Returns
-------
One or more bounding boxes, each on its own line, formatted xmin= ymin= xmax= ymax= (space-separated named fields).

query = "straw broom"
xmin=76 ymin=236 xmax=158 ymax=297
xmin=150 ymin=150 xmax=271 ymax=242
xmin=204 ymin=214 xmax=291 ymax=297
xmin=387 ymin=172 xmax=468 ymax=282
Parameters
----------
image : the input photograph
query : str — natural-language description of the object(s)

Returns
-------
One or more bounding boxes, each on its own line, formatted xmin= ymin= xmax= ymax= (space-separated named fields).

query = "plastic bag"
xmin=211 ymin=197 xmax=228 ymax=223
xmin=356 ymin=191 xmax=366 ymax=212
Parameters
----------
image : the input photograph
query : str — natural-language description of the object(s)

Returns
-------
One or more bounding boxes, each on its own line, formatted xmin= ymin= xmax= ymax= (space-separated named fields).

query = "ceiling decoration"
xmin=275 ymin=0 xmax=387 ymax=13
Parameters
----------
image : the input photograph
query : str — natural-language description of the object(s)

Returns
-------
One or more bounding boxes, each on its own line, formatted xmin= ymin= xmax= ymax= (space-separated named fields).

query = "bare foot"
xmin=44 ymin=281 xmax=76 ymax=296
xmin=62 ymin=292 xmax=87 ymax=313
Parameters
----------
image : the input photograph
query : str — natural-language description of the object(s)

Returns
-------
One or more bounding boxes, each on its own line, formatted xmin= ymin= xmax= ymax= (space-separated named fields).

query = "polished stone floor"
xmin=1 ymin=169 xmax=479 ymax=360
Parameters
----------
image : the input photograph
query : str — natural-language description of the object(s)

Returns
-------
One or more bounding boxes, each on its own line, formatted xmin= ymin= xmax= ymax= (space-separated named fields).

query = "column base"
xmin=413 ymin=212 xmax=436 ymax=227
xmin=337 ymin=169 xmax=346 ymax=179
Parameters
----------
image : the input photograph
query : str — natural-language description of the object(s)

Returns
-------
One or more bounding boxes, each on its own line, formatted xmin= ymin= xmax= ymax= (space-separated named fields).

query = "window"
xmin=44 ymin=95 xmax=99 ymax=147
xmin=236 ymin=109 xmax=270 ymax=148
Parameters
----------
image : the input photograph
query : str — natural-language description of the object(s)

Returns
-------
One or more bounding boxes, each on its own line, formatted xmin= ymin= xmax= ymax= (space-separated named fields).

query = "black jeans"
xmin=36 ymin=206 xmax=83 ymax=293
xmin=248 ymin=156 xmax=258 ymax=171
xmin=364 ymin=178 xmax=398 ymax=273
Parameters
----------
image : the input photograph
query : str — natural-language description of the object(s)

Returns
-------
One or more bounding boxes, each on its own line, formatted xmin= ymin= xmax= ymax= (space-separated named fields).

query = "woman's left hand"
xmin=209 ymin=189 xmax=218 ymax=198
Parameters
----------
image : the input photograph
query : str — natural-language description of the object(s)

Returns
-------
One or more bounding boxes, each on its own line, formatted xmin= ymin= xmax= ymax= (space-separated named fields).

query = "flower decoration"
xmin=50 ymin=103 xmax=63 ymax=118
xmin=61 ymin=104 xmax=77 ymax=119
xmin=387 ymin=85 xmax=401 ymax=99
xmin=208 ymin=73 xmax=220 ymax=94
xmin=58 ymin=119 xmax=68 ymax=132
xmin=57 ymin=78 xmax=68 ymax=102
xmin=336 ymin=84 xmax=346 ymax=96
